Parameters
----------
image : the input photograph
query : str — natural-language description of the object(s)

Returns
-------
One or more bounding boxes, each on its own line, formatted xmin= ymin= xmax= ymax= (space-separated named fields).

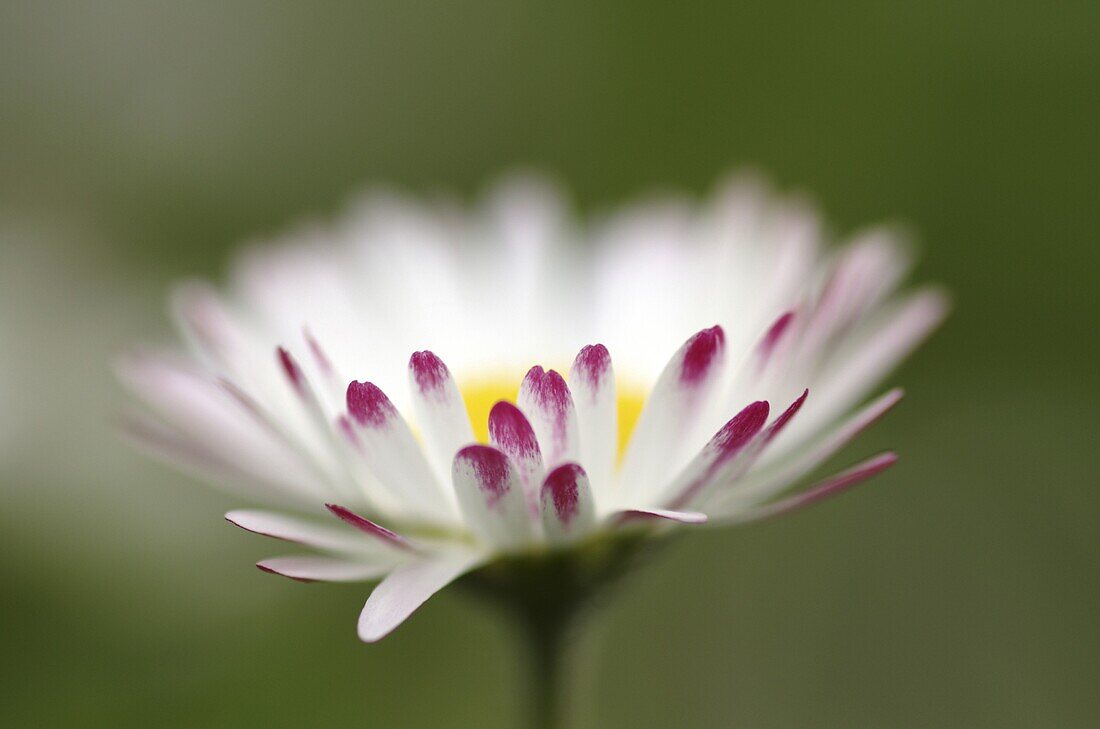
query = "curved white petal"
xmin=358 ymin=551 xmax=484 ymax=642
xmin=612 ymin=508 xmax=708 ymax=525
xmin=258 ymin=556 xmax=392 ymax=583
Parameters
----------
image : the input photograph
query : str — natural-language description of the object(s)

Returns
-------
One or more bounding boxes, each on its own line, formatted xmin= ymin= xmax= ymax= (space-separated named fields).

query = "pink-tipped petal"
xmin=801 ymin=233 xmax=913 ymax=358
xmin=517 ymin=366 xmax=580 ymax=467
xmin=277 ymin=346 xmax=305 ymax=392
xmin=358 ymin=552 xmax=484 ymax=642
xmin=761 ymin=389 xmax=808 ymax=446
xmin=725 ymin=452 xmax=898 ymax=524
xmin=452 ymin=445 xmax=534 ymax=548
xmin=690 ymin=389 xmax=812 ymax=507
xmin=539 ymin=463 xmax=596 ymax=543
xmin=275 ymin=346 xmax=343 ymax=464
xmin=757 ymin=310 xmax=796 ymax=367
xmin=617 ymin=325 xmax=729 ymax=504
xmin=258 ymin=556 xmax=391 ymax=583
xmin=680 ymin=325 xmax=726 ymax=385
xmin=570 ymin=344 xmax=612 ymax=394
xmin=729 ymin=388 xmax=904 ymax=505
xmin=662 ymin=400 xmax=771 ymax=510
xmin=325 ymin=504 xmax=416 ymax=552
xmin=407 ymin=351 xmax=476 ymax=484
xmin=302 ymin=327 xmax=346 ymax=403
xmin=345 ymin=381 xmax=455 ymax=524
xmin=568 ymin=344 xmax=617 ymax=493
xmin=347 ymin=381 xmax=399 ymax=428
xmin=488 ymin=401 xmax=545 ymax=513
xmin=303 ymin=327 xmax=334 ymax=378
xmin=336 ymin=414 xmax=358 ymax=447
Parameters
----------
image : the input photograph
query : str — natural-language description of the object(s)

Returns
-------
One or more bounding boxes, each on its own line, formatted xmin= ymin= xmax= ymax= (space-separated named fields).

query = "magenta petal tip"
xmin=680 ymin=325 xmax=725 ymax=385
xmin=325 ymin=503 xmax=413 ymax=551
xmin=713 ymin=400 xmax=770 ymax=452
xmin=409 ymin=350 xmax=451 ymax=393
xmin=454 ymin=444 xmax=513 ymax=506
xmin=572 ymin=343 xmax=611 ymax=386
xmin=346 ymin=381 xmax=397 ymax=427
xmin=276 ymin=346 xmax=309 ymax=396
xmin=542 ymin=463 xmax=587 ymax=526
xmin=488 ymin=401 xmax=541 ymax=459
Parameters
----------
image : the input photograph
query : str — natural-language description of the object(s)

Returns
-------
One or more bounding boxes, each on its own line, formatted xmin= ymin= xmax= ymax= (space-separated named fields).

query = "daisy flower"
xmin=119 ymin=176 xmax=946 ymax=644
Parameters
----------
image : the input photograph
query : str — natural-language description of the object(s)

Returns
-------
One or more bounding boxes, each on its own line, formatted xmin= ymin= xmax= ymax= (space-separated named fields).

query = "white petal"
xmin=346 ymin=381 xmax=457 ymax=524
xmin=258 ymin=556 xmax=392 ymax=583
xmin=358 ymin=551 xmax=484 ymax=642
xmin=408 ymin=351 xmax=475 ymax=485
xmin=612 ymin=508 xmax=708 ymax=525
xmin=517 ymin=366 xmax=580 ymax=467
xmin=302 ymin=327 xmax=347 ymax=406
xmin=811 ymin=288 xmax=948 ymax=424
xmin=799 ymin=231 xmax=913 ymax=358
xmin=170 ymin=281 xmax=258 ymax=378
xmin=120 ymin=410 xmax=310 ymax=508
xmin=568 ymin=344 xmax=617 ymax=495
xmin=451 ymin=445 xmax=534 ymax=549
xmin=617 ymin=325 xmax=729 ymax=504
xmin=683 ymin=390 xmax=810 ymax=511
xmin=117 ymin=353 xmax=325 ymax=501
xmin=539 ymin=463 xmax=596 ymax=544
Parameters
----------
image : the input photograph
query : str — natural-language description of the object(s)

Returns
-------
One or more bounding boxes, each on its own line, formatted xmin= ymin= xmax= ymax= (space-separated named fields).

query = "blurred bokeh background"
xmin=1 ymin=1 xmax=1097 ymax=727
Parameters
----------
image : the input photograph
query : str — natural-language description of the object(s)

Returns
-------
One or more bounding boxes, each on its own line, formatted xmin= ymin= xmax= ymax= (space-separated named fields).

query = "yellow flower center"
xmin=459 ymin=375 xmax=646 ymax=462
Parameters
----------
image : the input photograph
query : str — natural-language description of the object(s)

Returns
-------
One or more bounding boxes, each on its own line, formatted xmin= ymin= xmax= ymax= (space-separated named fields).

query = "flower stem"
xmin=521 ymin=605 xmax=572 ymax=729
xmin=457 ymin=533 xmax=658 ymax=728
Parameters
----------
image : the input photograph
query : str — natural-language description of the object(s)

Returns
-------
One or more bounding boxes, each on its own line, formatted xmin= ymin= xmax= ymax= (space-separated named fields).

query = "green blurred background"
xmin=1 ymin=1 xmax=1097 ymax=726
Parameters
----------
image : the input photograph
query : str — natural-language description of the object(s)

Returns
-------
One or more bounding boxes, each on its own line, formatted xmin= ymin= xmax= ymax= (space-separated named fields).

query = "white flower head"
xmin=119 ymin=175 xmax=947 ymax=642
